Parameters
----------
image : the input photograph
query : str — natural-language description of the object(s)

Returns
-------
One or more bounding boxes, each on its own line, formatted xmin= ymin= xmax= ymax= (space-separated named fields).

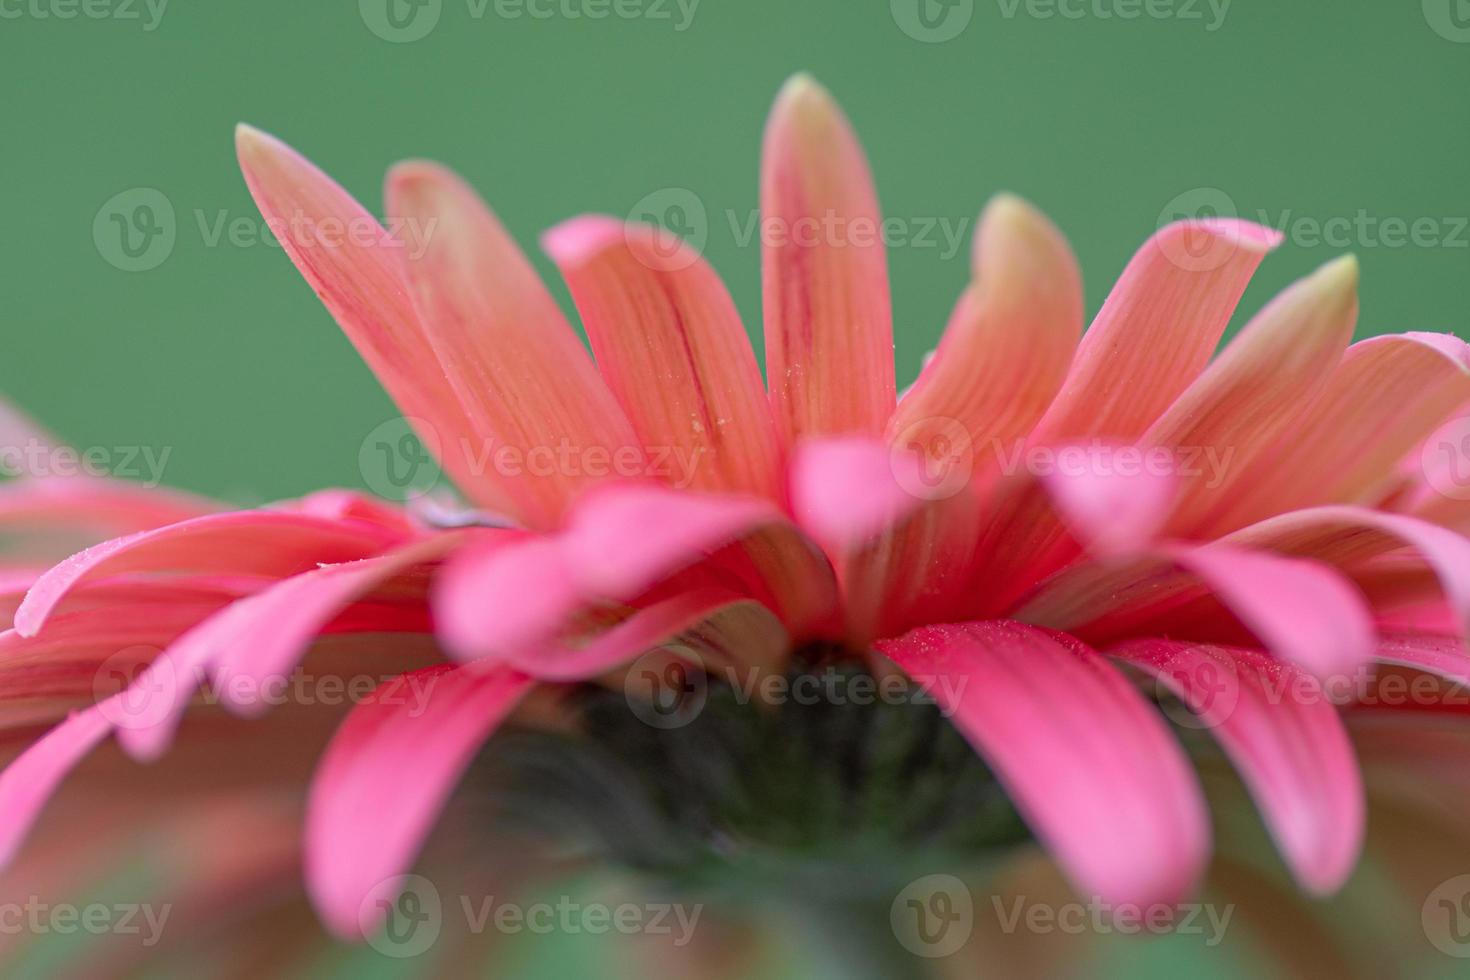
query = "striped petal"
xmin=876 ymin=621 xmax=1209 ymax=908
xmin=388 ymin=163 xmax=643 ymax=528
xmin=542 ymin=216 xmax=780 ymax=499
xmin=761 ymin=75 xmax=894 ymax=444
xmin=1032 ymin=218 xmax=1281 ymax=443
xmin=305 ymin=664 xmax=533 ymax=937
xmin=1112 ymin=639 xmax=1364 ymax=894
xmin=234 ymin=127 xmax=498 ymax=514
xmin=0 ymin=706 xmax=113 ymax=869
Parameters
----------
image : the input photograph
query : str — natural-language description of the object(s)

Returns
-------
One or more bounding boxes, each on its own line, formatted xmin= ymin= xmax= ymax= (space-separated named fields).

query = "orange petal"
xmin=761 ymin=75 xmax=895 ymax=444
xmin=1146 ymin=256 xmax=1359 ymax=535
xmin=889 ymin=194 xmax=1082 ymax=459
xmin=387 ymin=162 xmax=642 ymax=530
xmin=542 ymin=216 xmax=781 ymax=500
xmin=1199 ymin=332 xmax=1470 ymax=535
xmin=234 ymin=127 xmax=501 ymax=515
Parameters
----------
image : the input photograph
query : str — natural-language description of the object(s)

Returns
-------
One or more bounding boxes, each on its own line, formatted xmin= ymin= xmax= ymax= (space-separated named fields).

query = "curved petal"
xmin=1144 ymin=256 xmax=1359 ymax=536
xmin=234 ymin=126 xmax=499 ymax=514
xmin=789 ymin=437 xmax=931 ymax=550
xmin=436 ymin=485 xmax=789 ymax=659
xmin=388 ymin=163 xmax=642 ymax=528
xmin=761 ymin=74 xmax=894 ymax=444
xmin=1018 ymin=542 xmax=1377 ymax=679
xmin=1032 ymin=218 xmax=1281 ymax=443
xmin=1039 ymin=445 xmax=1178 ymax=558
xmin=115 ymin=534 xmax=469 ymax=762
xmin=305 ymin=664 xmax=533 ymax=938
xmin=889 ymin=194 xmax=1082 ymax=454
xmin=1201 ymin=332 xmax=1470 ymax=535
xmin=875 ymin=621 xmax=1209 ymax=909
xmin=15 ymin=511 xmax=407 ymax=637
xmin=0 ymin=706 xmax=113 ymax=868
xmin=1112 ymin=639 xmax=1364 ymax=894
xmin=542 ymin=216 xmax=781 ymax=500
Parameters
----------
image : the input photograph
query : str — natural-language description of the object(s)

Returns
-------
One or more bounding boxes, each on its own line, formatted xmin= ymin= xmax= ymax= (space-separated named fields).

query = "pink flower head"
xmin=4 ymin=75 xmax=1470 ymax=958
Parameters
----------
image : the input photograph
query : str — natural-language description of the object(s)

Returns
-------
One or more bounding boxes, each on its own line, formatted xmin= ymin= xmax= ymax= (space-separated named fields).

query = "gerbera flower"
xmin=4 ymin=73 xmax=1470 ymax=970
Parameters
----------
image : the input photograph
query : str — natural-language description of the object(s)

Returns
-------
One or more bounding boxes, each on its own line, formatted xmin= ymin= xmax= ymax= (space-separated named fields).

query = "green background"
xmin=2 ymin=0 xmax=1467 ymax=502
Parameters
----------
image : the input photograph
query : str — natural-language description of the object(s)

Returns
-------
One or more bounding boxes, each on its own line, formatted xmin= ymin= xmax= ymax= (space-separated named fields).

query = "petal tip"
xmin=540 ymin=214 xmax=626 ymax=266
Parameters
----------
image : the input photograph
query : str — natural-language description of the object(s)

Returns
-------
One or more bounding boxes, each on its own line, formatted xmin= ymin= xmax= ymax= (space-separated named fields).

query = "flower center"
xmin=478 ymin=648 xmax=1029 ymax=904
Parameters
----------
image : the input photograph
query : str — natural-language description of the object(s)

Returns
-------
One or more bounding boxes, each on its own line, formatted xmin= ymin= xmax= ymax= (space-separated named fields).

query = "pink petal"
xmin=876 ymin=621 xmax=1209 ymax=909
xmin=115 ymin=534 xmax=468 ymax=762
xmin=1373 ymin=631 xmax=1470 ymax=687
xmin=1226 ymin=505 xmax=1470 ymax=641
xmin=1032 ymin=218 xmax=1281 ymax=443
xmin=235 ymin=127 xmax=504 ymax=516
xmin=761 ymin=75 xmax=895 ymax=444
xmin=542 ymin=216 xmax=782 ymax=500
xmin=388 ymin=163 xmax=643 ymax=528
xmin=1019 ymin=543 xmax=1377 ymax=679
xmin=789 ymin=437 xmax=932 ymax=550
xmin=437 ymin=486 xmax=785 ymax=659
xmin=890 ymin=195 xmax=1082 ymax=459
xmin=1039 ymin=445 xmax=1178 ymax=558
xmin=0 ymin=706 xmax=113 ymax=869
xmin=305 ymin=664 xmax=533 ymax=938
xmin=1112 ymin=639 xmax=1364 ymax=894
xmin=15 ymin=511 xmax=407 ymax=637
